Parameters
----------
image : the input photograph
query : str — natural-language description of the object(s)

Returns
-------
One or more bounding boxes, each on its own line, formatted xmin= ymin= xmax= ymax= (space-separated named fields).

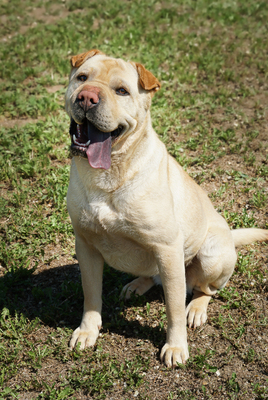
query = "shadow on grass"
xmin=0 ymin=263 xmax=166 ymax=347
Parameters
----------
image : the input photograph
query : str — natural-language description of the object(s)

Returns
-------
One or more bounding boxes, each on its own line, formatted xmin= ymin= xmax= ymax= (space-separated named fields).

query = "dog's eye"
xmin=116 ymin=88 xmax=129 ymax=96
xmin=77 ymin=75 xmax=87 ymax=82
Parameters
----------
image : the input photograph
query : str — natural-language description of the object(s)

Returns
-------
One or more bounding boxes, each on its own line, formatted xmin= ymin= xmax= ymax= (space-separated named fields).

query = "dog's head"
xmin=65 ymin=49 xmax=161 ymax=169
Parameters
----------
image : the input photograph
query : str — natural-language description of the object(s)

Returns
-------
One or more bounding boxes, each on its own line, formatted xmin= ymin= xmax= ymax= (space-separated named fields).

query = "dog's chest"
xmin=79 ymin=200 xmax=125 ymax=234
xmin=77 ymin=199 xmax=157 ymax=275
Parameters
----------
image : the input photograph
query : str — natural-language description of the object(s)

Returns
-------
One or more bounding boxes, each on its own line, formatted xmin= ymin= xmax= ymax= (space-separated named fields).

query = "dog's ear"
xmin=134 ymin=63 xmax=161 ymax=94
xmin=70 ymin=49 xmax=105 ymax=69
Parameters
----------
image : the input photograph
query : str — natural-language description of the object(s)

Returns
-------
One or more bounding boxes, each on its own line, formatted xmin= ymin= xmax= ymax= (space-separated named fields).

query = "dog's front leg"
xmin=156 ymin=243 xmax=189 ymax=368
xmin=69 ymin=235 xmax=104 ymax=350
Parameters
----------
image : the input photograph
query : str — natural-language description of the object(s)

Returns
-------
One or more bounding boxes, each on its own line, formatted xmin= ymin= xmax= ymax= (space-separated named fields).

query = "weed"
xmin=223 ymin=208 xmax=256 ymax=228
xmin=186 ymin=349 xmax=218 ymax=376
xmin=37 ymin=382 xmax=75 ymax=400
xmin=252 ymin=382 xmax=268 ymax=399
xmin=227 ymin=372 xmax=240 ymax=394
xmin=249 ymin=190 xmax=267 ymax=209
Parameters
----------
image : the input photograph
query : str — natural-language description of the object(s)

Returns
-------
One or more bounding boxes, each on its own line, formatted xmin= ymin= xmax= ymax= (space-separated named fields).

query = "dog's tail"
xmin=231 ymin=228 xmax=268 ymax=247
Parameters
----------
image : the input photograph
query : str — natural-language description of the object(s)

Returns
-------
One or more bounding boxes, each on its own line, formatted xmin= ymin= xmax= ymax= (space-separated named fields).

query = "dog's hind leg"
xmin=186 ymin=226 xmax=237 ymax=328
xmin=120 ymin=276 xmax=155 ymax=300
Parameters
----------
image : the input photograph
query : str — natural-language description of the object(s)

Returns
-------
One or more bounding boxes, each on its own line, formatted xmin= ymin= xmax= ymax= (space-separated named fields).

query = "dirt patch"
xmin=1 ymin=3 xmax=81 ymax=42
xmin=0 ymin=117 xmax=42 ymax=129
xmin=45 ymin=85 xmax=65 ymax=94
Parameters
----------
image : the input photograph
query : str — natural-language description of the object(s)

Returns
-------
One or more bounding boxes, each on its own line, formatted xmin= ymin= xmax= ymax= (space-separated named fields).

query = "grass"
xmin=0 ymin=0 xmax=268 ymax=398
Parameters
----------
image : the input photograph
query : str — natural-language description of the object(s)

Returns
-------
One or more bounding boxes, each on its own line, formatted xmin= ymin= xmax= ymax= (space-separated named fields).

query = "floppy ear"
xmin=70 ymin=49 xmax=105 ymax=69
xmin=134 ymin=62 xmax=161 ymax=93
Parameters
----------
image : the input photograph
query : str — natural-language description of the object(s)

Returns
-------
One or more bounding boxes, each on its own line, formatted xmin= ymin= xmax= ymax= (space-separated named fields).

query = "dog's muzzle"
xmin=69 ymin=118 xmax=124 ymax=170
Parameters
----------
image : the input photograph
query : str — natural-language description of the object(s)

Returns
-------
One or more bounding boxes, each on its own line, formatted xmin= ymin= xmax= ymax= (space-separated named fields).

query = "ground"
xmin=0 ymin=1 xmax=267 ymax=399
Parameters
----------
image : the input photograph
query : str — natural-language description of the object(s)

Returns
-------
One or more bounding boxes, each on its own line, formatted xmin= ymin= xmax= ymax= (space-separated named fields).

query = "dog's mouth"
xmin=69 ymin=118 xmax=124 ymax=169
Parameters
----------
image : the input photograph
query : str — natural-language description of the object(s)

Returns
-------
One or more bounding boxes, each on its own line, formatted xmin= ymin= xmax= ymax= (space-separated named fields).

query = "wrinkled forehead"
xmin=73 ymin=55 xmax=138 ymax=85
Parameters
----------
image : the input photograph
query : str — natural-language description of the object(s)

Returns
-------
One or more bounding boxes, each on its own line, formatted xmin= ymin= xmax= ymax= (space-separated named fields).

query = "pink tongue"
xmin=86 ymin=132 xmax=111 ymax=169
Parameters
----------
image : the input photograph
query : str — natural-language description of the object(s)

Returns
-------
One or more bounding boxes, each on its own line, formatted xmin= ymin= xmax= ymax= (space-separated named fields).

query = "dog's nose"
xmin=77 ymin=86 xmax=100 ymax=111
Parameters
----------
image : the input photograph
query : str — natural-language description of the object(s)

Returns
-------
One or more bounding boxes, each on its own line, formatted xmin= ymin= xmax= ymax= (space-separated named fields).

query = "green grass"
xmin=0 ymin=0 xmax=268 ymax=398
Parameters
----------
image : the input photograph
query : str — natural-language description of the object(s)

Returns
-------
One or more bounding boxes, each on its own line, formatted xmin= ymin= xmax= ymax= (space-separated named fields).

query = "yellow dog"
xmin=65 ymin=49 xmax=268 ymax=367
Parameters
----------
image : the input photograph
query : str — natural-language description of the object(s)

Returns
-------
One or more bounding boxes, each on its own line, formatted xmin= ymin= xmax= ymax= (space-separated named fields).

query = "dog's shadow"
xmin=0 ymin=262 xmax=167 ymax=348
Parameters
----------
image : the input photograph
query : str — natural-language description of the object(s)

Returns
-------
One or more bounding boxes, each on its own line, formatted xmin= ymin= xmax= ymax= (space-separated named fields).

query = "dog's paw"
xmin=120 ymin=276 xmax=154 ymax=300
xmin=160 ymin=343 xmax=189 ymax=368
xmin=69 ymin=325 xmax=99 ymax=350
xmin=186 ymin=298 xmax=208 ymax=329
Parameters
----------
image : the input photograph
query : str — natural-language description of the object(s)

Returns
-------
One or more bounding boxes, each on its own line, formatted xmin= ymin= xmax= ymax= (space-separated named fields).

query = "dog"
xmin=65 ymin=49 xmax=268 ymax=368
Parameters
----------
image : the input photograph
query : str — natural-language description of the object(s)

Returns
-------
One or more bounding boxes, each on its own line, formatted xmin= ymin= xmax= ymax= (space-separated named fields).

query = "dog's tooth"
xmin=85 ymin=139 xmax=91 ymax=146
xmin=73 ymin=134 xmax=77 ymax=143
